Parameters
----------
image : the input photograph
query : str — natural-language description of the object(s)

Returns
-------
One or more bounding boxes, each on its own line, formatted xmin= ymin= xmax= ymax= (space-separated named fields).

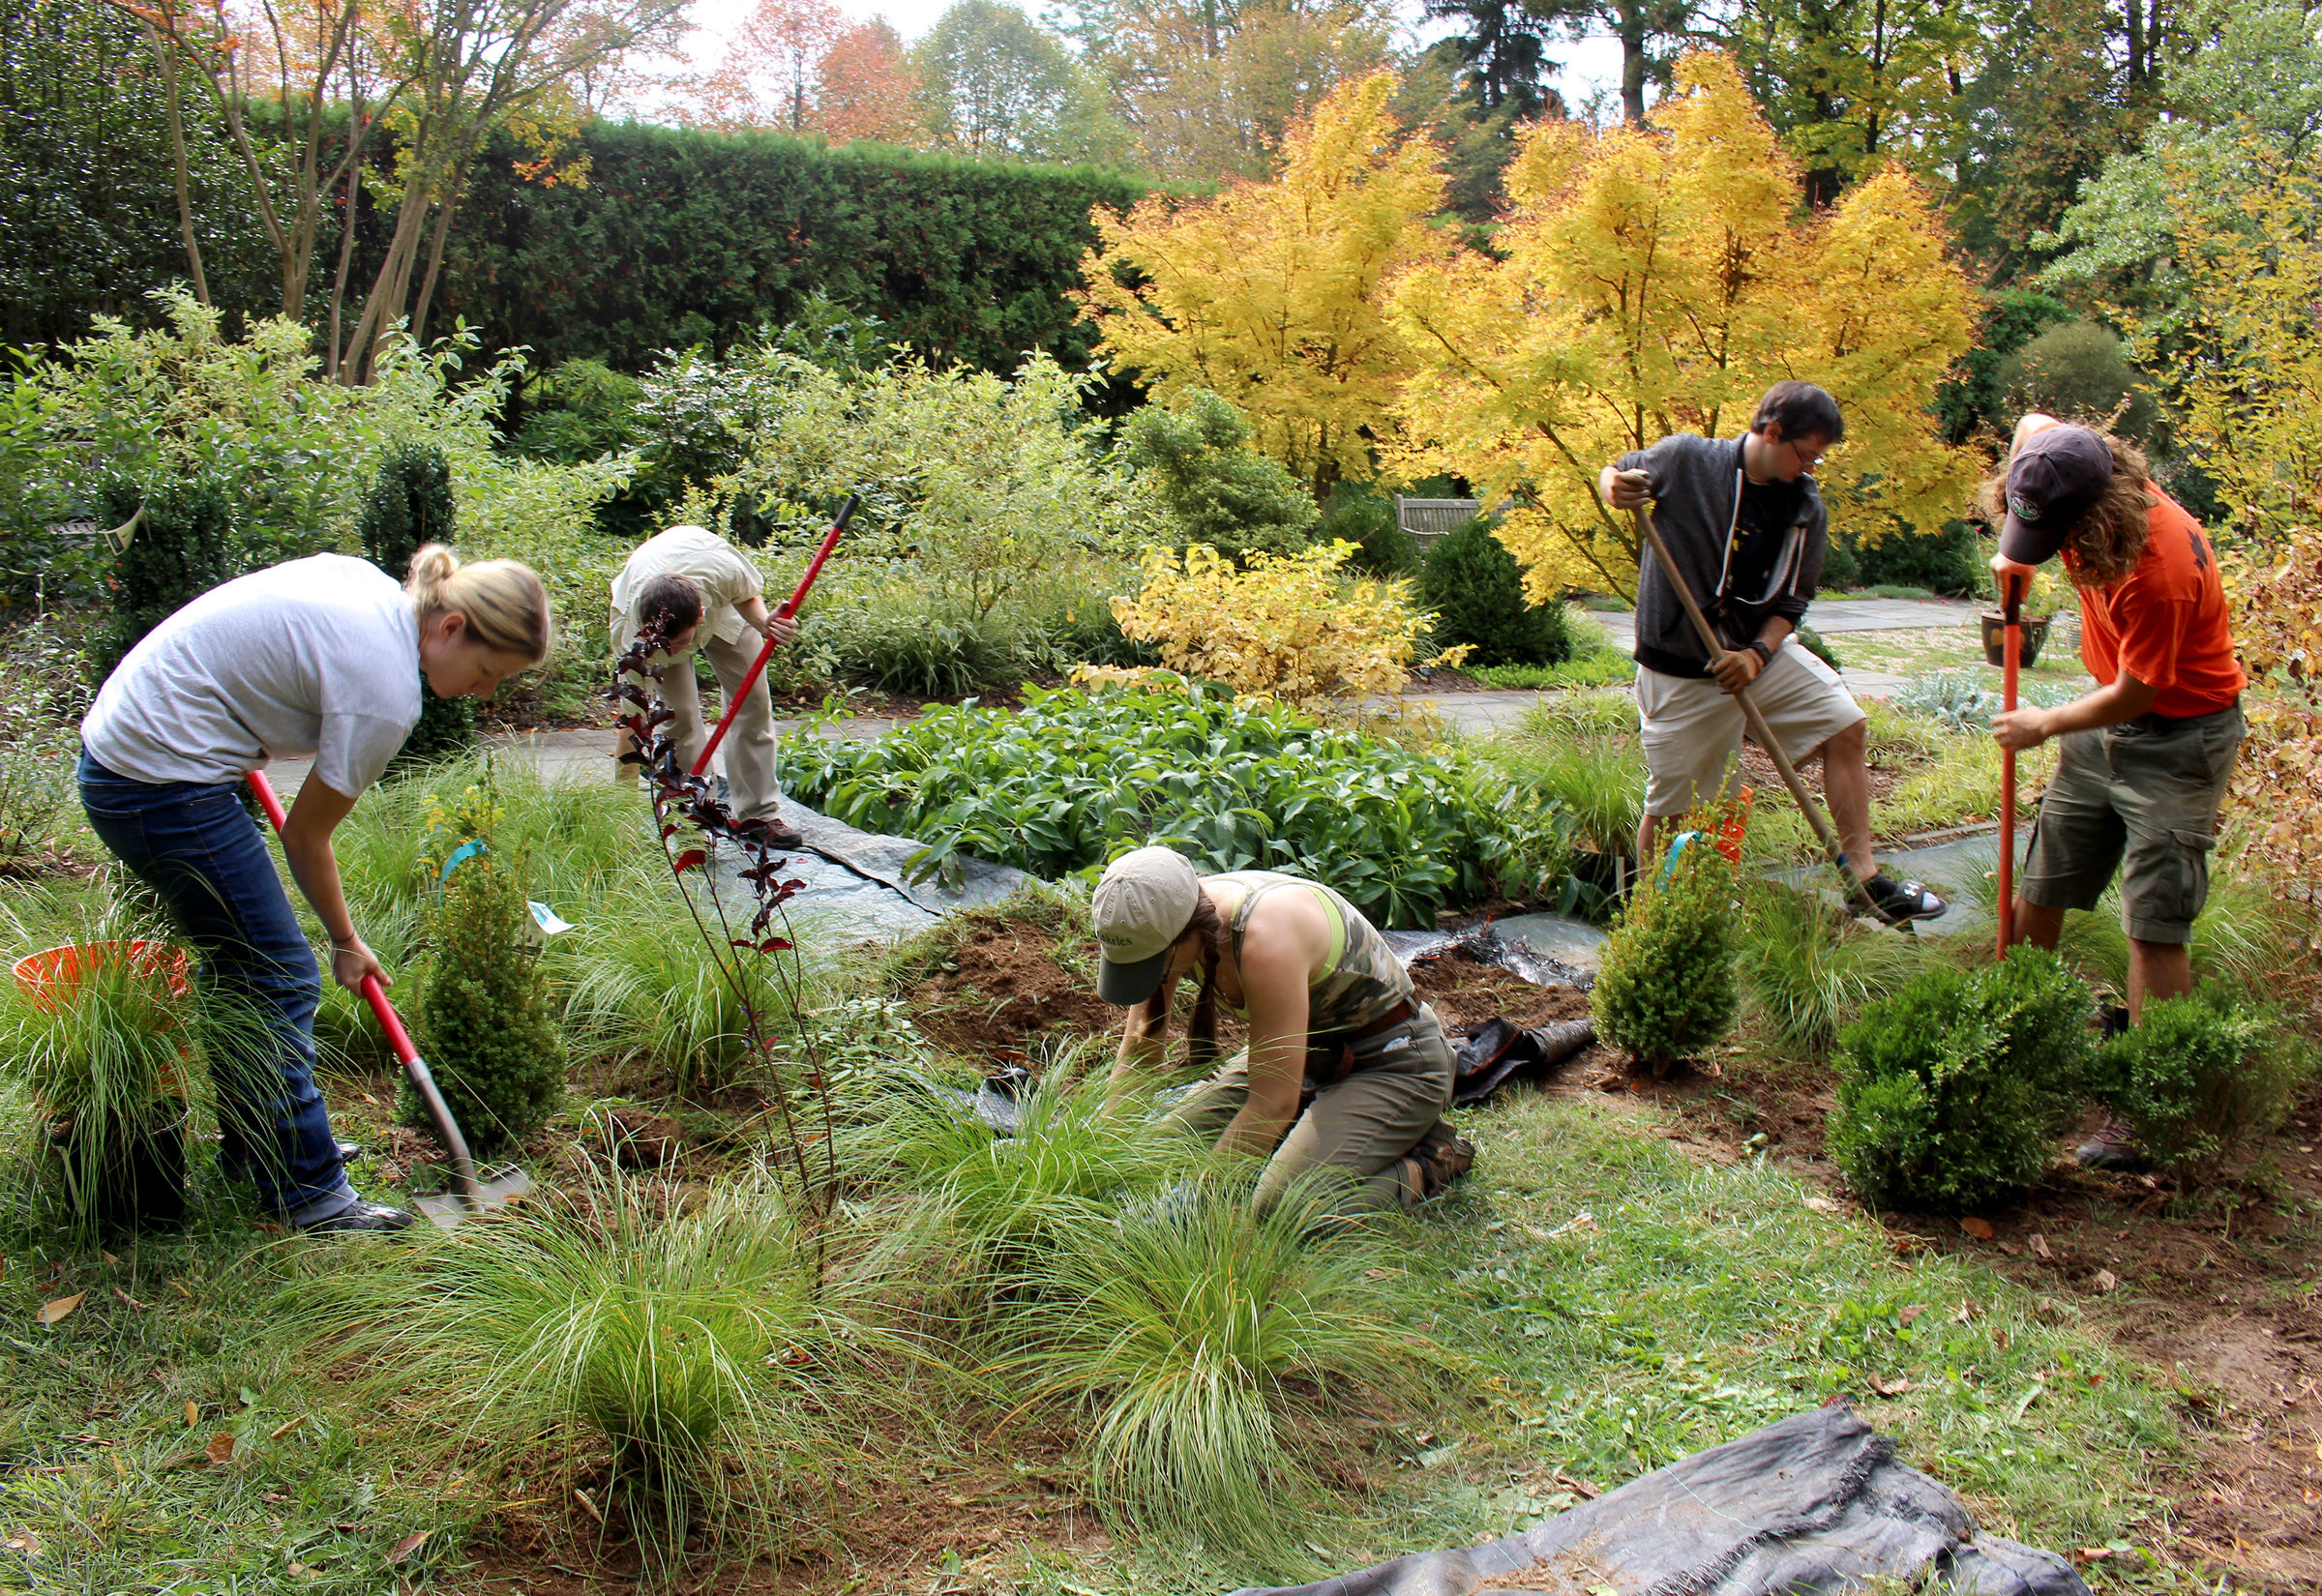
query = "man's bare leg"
xmin=2127 ymin=937 xmax=2192 ymax=1020
xmin=1815 ymin=719 xmax=1875 ymax=881
xmin=613 ymin=725 xmax=636 ymax=781
xmin=2010 ymin=898 xmax=2065 ymax=950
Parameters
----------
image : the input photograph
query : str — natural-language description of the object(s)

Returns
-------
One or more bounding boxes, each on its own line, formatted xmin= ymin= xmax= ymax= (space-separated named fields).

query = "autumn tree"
xmin=911 ymin=0 xmax=1126 ymax=163
xmin=1055 ymin=0 xmax=1394 ymax=180
xmin=1386 ymin=50 xmax=1978 ymax=599
xmin=816 ymin=18 xmax=919 ymax=143
xmin=1078 ymin=70 xmax=1452 ymax=500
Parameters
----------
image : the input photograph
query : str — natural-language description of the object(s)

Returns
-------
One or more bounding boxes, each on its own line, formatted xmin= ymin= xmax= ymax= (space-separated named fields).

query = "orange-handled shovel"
xmin=692 ymin=493 xmax=860 ymax=781
xmin=246 ymin=770 xmax=531 ymax=1228
xmin=1996 ymin=570 xmax=2026 ymax=959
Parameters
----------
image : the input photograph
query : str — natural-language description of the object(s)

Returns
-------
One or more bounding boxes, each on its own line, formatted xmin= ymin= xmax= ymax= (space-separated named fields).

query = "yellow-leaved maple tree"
xmin=1386 ymin=50 xmax=1979 ymax=600
xmin=1075 ymin=71 xmax=1452 ymax=501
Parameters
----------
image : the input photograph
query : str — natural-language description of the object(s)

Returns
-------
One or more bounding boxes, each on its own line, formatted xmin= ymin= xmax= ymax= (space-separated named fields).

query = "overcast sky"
xmin=668 ymin=0 xmax=1636 ymax=117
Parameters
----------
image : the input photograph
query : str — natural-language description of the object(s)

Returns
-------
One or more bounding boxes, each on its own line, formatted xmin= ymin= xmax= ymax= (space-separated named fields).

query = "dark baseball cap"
xmin=1999 ymin=425 xmax=2113 ymax=564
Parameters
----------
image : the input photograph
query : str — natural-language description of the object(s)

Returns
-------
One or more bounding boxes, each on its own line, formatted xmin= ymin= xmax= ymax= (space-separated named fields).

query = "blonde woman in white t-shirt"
xmin=609 ymin=524 xmax=800 ymax=847
xmin=76 ymin=546 xmax=551 ymax=1233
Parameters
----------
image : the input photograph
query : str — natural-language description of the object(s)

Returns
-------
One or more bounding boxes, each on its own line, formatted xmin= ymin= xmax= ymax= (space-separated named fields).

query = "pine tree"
xmin=403 ymin=785 xmax=563 ymax=1157
xmin=358 ymin=443 xmax=476 ymax=762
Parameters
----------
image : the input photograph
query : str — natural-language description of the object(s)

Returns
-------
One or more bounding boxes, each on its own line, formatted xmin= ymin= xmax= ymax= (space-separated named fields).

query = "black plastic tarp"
xmin=1227 ymin=1403 xmax=2090 ymax=1596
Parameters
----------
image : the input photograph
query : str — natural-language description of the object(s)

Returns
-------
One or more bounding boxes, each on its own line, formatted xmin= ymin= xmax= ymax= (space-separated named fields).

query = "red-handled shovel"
xmin=246 ymin=770 xmax=532 ymax=1228
xmin=691 ymin=493 xmax=861 ymax=781
xmin=1996 ymin=570 xmax=2026 ymax=959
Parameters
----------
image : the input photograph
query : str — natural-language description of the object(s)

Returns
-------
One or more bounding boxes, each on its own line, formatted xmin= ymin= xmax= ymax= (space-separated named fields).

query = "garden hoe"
xmin=1996 ymin=569 xmax=2026 ymax=959
xmin=1627 ymin=507 xmax=1888 ymax=926
xmin=692 ymin=493 xmax=860 ymax=781
xmin=246 ymin=770 xmax=531 ymax=1229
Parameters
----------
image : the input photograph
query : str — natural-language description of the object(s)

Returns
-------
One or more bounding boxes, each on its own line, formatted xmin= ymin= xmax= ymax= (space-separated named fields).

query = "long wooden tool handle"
xmin=1629 ymin=507 xmax=1852 ymax=875
xmin=1997 ymin=572 xmax=2025 ymax=957
xmin=245 ymin=769 xmax=485 ymax=1204
xmin=693 ymin=492 xmax=861 ymax=780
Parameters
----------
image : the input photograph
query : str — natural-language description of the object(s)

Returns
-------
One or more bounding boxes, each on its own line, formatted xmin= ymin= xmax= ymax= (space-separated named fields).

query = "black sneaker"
xmin=2073 ymin=1114 xmax=2146 ymax=1170
xmin=298 ymin=1198 xmax=416 ymax=1235
xmin=2099 ymin=1004 xmax=2132 ymax=1040
xmin=1856 ymin=873 xmax=1946 ymax=925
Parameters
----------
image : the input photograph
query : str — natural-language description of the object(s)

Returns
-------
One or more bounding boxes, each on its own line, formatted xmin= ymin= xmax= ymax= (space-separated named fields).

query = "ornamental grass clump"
xmin=845 ymin=1064 xmax=1203 ymax=1283
xmin=404 ymin=783 xmax=563 ymax=1158
xmin=318 ymin=1157 xmax=901 ymax=1574
xmin=2093 ymin=990 xmax=2307 ymax=1180
xmin=1732 ymin=881 xmax=1932 ymax=1060
xmin=1591 ymin=842 xmax=1740 ymax=1074
xmin=1828 ymin=946 xmax=2093 ymax=1212
xmin=1015 ymin=1182 xmax=1433 ymax=1564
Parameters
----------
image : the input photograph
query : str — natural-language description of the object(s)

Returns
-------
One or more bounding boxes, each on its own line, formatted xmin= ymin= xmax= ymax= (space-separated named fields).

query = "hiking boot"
xmin=2099 ymin=1004 xmax=2132 ymax=1040
xmin=1856 ymin=873 xmax=1946 ymax=925
xmin=297 ymin=1198 xmax=416 ymax=1235
xmin=2073 ymin=1114 xmax=2146 ymax=1171
xmin=1398 ymin=1124 xmax=1478 ymax=1205
xmin=730 ymin=815 xmax=806 ymax=851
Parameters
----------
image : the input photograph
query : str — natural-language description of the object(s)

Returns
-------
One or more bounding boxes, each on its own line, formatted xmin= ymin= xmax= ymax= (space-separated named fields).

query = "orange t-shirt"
xmin=2067 ymin=489 xmax=2246 ymax=718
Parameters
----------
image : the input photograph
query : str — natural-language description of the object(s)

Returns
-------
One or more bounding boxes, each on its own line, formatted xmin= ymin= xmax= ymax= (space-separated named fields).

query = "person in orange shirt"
xmin=1984 ymin=416 xmax=2247 ymax=1163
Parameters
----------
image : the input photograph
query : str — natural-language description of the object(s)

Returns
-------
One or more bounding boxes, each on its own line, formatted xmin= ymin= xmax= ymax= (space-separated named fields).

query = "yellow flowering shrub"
xmin=1109 ymin=541 xmax=1466 ymax=709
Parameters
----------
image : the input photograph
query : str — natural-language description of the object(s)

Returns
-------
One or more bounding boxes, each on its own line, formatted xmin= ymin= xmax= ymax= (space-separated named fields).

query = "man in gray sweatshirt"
xmin=1596 ymin=381 xmax=1944 ymax=924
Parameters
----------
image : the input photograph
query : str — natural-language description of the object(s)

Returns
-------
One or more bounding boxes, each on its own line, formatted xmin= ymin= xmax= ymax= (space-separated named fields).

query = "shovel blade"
xmin=412 ymin=1166 xmax=537 ymax=1230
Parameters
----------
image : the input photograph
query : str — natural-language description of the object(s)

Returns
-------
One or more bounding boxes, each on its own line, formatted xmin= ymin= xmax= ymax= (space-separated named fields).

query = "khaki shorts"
xmin=2022 ymin=701 xmax=2244 ymax=944
xmin=1636 ymin=643 xmax=1865 ymax=818
xmin=1169 ymin=1003 xmax=1456 ymax=1216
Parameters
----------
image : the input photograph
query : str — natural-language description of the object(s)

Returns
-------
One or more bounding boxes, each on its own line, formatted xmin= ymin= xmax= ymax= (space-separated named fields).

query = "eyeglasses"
xmin=1786 ymin=438 xmax=1827 ymax=472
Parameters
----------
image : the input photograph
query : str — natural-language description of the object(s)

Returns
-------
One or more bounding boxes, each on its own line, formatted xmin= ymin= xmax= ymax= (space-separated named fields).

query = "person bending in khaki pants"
xmin=610 ymin=524 xmax=801 ymax=847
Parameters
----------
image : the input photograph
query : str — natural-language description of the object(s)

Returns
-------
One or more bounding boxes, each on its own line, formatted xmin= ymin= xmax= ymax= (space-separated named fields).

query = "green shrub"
xmin=1323 ymin=484 xmax=1419 ymax=577
xmin=1419 ymin=517 xmax=1570 ymax=668
xmin=1016 ymin=1184 xmax=1430 ymax=1562
xmin=358 ymin=442 xmax=476 ymax=763
xmin=1122 ymin=391 xmax=1319 ymax=564
xmin=1840 ymin=520 xmax=1983 ymax=598
xmin=782 ymin=681 xmax=1566 ymax=926
xmin=1590 ymin=843 xmax=1740 ymax=1072
xmin=404 ymin=784 xmax=562 ymax=1157
xmin=2092 ymin=990 xmax=2305 ymax=1178
xmin=92 ymin=474 xmax=234 ymax=686
xmin=1995 ymin=321 xmax=2164 ymax=447
xmin=1827 ymin=947 xmax=2093 ymax=1211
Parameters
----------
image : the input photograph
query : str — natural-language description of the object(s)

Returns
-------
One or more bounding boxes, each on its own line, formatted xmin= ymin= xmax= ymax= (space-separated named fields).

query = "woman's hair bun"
xmin=404 ymin=542 xmax=554 ymax=665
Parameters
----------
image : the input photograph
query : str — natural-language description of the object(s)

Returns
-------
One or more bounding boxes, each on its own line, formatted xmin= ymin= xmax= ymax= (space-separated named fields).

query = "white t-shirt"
xmin=608 ymin=524 xmax=764 ymax=654
xmin=81 ymin=553 xmax=423 ymax=795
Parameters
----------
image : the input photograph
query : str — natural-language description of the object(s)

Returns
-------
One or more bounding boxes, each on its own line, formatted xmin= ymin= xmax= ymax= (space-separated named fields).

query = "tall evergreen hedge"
xmin=432 ymin=125 xmax=1151 ymax=374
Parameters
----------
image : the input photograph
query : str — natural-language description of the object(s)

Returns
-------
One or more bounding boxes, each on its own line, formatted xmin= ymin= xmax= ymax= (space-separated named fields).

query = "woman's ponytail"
xmin=405 ymin=542 xmax=554 ymax=664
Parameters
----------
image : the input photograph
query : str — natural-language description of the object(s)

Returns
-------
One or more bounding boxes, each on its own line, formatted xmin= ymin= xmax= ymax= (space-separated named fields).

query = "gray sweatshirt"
xmin=1617 ymin=432 xmax=1828 ymax=679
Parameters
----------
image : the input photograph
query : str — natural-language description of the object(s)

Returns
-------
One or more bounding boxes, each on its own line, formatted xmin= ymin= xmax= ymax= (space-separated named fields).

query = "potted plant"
xmin=1979 ymin=565 xmax=2070 ymax=670
xmin=8 ymin=938 xmax=195 ymax=1233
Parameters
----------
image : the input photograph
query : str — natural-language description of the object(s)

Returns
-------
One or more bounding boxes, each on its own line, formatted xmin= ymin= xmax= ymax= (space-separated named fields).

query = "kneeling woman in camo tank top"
xmin=1092 ymin=845 xmax=1472 ymax=1218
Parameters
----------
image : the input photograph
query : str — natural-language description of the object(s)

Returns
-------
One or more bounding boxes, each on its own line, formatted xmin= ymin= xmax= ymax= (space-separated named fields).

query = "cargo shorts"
xmin=2021 ymin=700 xmax=2244 ymax=944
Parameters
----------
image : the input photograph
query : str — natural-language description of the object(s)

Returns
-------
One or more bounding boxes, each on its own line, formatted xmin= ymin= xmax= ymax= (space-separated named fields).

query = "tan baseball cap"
xmin=1091 ymin=845 xmax=1201 ymax=1005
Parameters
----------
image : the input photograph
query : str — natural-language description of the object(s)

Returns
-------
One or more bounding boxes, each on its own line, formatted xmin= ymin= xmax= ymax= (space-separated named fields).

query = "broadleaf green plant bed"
xmin=780 ymin=682 xmax=1569 ymax=926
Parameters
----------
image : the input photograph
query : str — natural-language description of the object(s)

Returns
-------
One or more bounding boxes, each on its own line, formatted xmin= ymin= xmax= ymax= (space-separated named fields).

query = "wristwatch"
xmin=1746 ymin=639 xmax=1773 ymax=667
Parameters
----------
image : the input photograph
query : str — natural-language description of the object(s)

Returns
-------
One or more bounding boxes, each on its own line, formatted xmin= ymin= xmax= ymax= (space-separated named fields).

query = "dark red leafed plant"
xmin=610 ymin=620 xmax=838 ymax=1218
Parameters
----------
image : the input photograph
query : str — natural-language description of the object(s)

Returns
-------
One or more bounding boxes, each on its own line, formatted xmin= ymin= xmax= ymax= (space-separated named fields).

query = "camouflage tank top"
xmin=1210 ymin=871 xmax=1413 ymax=1034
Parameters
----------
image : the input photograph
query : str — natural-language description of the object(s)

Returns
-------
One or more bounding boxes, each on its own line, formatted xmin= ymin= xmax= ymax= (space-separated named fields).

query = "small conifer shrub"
xmin=1122 ymin=391 xmax=1319 ymax=564
xmin=403 ymin=783 xmax=562 ymax=1157
xmin=1827 ymin=946 xmax=2092 ymax=1211
xmin=1419 ymin=517 xmax=1570 ymax=668
xmin=1591 ymin=842 xmax=1739 ymax=1073
xmin=2093 ymin=990 xmax=2305 ymax=1179
xmin=358 ymin=442 xmax=474 ymax=761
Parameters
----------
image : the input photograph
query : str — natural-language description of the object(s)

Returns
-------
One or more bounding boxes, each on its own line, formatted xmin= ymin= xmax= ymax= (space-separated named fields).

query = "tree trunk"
xmin=408 ymin=167 xmax=472 ymax=345
xmin=147 ymin=24 xmax=209 ymax=305
xmin=1619 ymin=2 xmax=1649 ymax=125
xmin=325 ymin=116 xmax=364 ymax=378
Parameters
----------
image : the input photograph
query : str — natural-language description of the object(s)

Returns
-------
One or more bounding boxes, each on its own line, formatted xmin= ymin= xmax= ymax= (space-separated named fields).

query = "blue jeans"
xmin=77 ymin=754 xmax=356 ymax=1224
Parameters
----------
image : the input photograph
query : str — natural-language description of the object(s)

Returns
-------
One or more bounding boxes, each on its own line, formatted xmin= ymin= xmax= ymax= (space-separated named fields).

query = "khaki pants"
xmin=625 ymin=631 xmax=782 ymax=824
xmin=1170 ymin=1002 xmax=1456 ymax=1216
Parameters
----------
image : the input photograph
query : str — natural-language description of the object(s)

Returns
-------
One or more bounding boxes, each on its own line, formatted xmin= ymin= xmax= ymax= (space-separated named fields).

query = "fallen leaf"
xmin=1868 ymin=1374 xmax=1915 ymax=1397
xmin=1953 ymin=1298 xmax=1982 ymax=1323
xmin=1992 ymin=1328 xmax=2010 ymax=1349
xmin=35 ymin=1292 xmax=84 ymax=1326
xmin=1959 ymin=1217 xmax=1995 ymax=1241
xmin=2076 ymin=1548 xmax=2111 ymax=1561
xmin=2026 ymin=1232 xmax=2053 ymax=1260
xmin=1803 ymin=1196 xmax=1839 ymax=1214
xmin=267 ymin=1413 xmax=308 ymax=1440
xmin=205 ymin=1433 xmax=235 ymax=1464
xmin=3 ymin=1531 xmax=38 ymax=1554
xmin=185 ymin=1401 xmax=199 ymax=1429
xmin=2094 ymin=1268 xmax=2120 ymax=1294
xmin=573 ymin=1488 xmax=605 ymax=1524
xmin=1898 ymin=1304 xmax=1927 ymax=1327
xmin=386 ymin=1531 xmax=429 ymax=1565
xmin=102 ymin=1252 xmax=119 ymax=1268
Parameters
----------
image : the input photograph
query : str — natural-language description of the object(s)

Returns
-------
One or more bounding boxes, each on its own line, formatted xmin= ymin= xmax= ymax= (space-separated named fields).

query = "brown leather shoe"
xmin=730 ymin=815 xmax=806 ymax=851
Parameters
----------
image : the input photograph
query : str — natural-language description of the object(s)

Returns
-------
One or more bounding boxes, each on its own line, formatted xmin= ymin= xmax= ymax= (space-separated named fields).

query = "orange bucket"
xmin=13 ymin=940 xmax=193 ymax=1015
